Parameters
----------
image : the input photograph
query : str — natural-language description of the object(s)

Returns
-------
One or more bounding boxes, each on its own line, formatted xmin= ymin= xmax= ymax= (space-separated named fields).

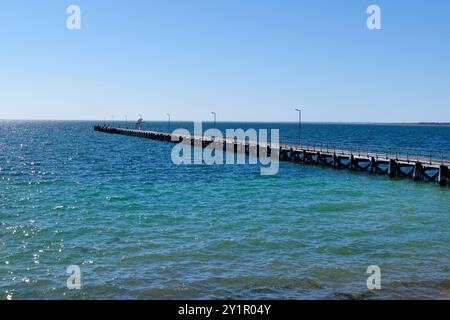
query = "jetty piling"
xmin=438 ymin=165 xmax=450 ymax=186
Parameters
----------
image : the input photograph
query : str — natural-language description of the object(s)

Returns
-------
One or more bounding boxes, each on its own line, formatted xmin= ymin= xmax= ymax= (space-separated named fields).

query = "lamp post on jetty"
xmin=166 ymin=113 xmax=171 ymax=131
xmin=295 ymin=108 xmax=302 ymax=147
xmin=211 ymin=112 xmax=216 ymax=129
xmin=210 ymin=111 xmax=217 ymax=141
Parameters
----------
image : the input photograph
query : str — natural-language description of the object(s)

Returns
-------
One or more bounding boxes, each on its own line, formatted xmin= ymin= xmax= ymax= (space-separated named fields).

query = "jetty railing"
xmin=276 ymin=135 xmax=450 ymax=164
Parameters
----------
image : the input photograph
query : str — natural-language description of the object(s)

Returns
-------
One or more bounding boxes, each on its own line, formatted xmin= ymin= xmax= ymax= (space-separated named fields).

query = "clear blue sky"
xmin=1 ymin=0 xmax=449 ymax=122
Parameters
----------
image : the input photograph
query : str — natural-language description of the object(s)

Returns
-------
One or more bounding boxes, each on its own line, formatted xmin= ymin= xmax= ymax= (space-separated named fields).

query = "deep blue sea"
xmin=0 ymin=121 xmax=449 ymax=300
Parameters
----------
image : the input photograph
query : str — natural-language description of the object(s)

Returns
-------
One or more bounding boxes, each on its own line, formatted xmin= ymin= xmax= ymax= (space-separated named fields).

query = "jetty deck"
xmin=94 ymin=125 xmax=450 ymax=186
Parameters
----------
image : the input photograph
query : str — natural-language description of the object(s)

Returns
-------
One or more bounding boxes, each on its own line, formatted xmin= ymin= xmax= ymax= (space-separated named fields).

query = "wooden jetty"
xmin=94 ymin=125 xmax=450 ymax=186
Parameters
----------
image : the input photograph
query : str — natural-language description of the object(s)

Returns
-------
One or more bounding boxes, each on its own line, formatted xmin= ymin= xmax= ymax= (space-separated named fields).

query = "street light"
xmin=166 ymin=113 xmax=171 ymax=131
xmin=211 ymin=112 xmax=216 ymax=129
xmin=111 ymin=115 xmax=115 ymax=128
xmin=295 ymin=108 xmax=302 ymax=146
xmin=124 ymin=115 xmax=127 ymax=128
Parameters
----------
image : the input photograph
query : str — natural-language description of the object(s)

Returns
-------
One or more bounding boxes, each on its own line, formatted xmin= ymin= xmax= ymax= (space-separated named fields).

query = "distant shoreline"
xmin=1 ymin=119 xmax=450 ymax=126
xmin=397 ymin=122 xmax=450 ymax=126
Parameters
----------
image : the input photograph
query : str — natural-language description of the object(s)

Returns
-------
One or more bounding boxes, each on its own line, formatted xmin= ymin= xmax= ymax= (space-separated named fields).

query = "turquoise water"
xmin=0 ymin=121 xmax=449 ymax=300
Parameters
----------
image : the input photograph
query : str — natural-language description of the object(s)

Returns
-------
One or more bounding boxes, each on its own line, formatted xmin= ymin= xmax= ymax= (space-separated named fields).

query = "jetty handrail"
xmin=276 ymin=135 xmax=450 ymax=164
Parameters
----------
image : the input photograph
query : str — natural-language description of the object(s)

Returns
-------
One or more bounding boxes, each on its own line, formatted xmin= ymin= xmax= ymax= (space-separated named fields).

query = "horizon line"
xmin=1 ymin=118 xmax=449 ymax=126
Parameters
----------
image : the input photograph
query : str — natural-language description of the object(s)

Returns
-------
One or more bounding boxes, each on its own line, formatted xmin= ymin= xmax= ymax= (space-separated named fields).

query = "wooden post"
xmin=370 ymin=157 xmax=377 ymax=174
xmin=316 ymin=151 xmax=322 ymax=165
xmin=302 ymin=150 xmax=307 ymax=163
xmin=388 ymin=159 xmax=398 ymax=178
xmin=293 ymin=150 xmax=298 ymax=162
xmin=350 ymin=154 xmax=356 ymax=170
xmin=413 ymin=162 xmax=424 ymax=181
xmin=438 ymin=165 xmax=449 ymax=186
xmin=333 ymin=153 xmax=339 ymax=168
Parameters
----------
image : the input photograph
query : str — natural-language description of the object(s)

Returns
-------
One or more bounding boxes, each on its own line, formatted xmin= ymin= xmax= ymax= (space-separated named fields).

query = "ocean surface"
xmin=0 ymin=120 xmax=449 ymax=300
